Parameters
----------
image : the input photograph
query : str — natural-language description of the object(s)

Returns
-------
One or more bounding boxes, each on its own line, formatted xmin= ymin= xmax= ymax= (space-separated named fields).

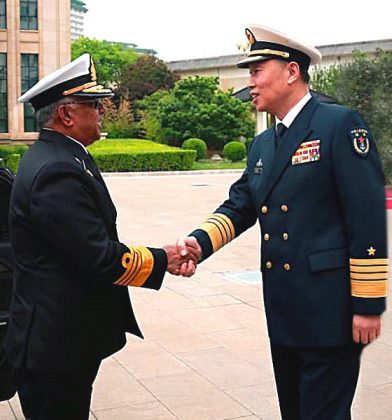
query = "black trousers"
xmin=16 ymin=360 xmax=101 ymax=420
xmin=270 ymin=343 xmax=363 ymax=420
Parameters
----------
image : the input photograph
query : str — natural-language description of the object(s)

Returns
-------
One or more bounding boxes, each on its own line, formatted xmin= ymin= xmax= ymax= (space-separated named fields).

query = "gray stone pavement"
xmin=1 ymin=172 xmax=391 ymax=419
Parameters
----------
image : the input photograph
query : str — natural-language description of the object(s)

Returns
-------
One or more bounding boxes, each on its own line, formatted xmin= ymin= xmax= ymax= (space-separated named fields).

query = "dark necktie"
xmin=275 ymin=122 xmax=286 ymax=149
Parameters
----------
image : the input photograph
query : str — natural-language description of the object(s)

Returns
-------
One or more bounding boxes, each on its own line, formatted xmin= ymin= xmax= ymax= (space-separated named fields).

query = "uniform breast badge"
xmin=254 ymin=158 xmax=263 ymax=175
xmin=350 ymin=127 xmax=370 ymax=157
xmin=292 ymin=140 xmax=320 ymax=165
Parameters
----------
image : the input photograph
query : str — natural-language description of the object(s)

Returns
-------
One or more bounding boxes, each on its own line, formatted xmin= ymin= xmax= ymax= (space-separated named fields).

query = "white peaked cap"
xmin=18 ymin=53 xmax=113 ymax=110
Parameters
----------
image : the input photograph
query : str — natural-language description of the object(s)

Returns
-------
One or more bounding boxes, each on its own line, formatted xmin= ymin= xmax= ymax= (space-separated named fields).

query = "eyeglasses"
xmin=63 ymin=99 xmax=104 ymax=110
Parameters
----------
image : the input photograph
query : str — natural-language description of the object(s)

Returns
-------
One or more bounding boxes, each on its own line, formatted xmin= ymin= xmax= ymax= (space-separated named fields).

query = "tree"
xmin=311 ymin=50 xmax=392 ymax=183
xmin=71 ymin=37 xmax=137 ymax=87
xmin=102 ymin=98 xmax=138 ymax=139
xmin=138 ymin=76 xmax=255 ymax=149
xmin=119 ymin=55 xmax=180 ymax=101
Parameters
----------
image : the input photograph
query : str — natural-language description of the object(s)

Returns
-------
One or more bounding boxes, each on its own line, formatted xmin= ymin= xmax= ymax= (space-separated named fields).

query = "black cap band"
xmin=249 ymin=41 xmax=311 ymax=70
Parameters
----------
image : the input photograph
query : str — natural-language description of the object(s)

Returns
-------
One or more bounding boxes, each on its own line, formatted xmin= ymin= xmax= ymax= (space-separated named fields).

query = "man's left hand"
xmin=352 ymin=314 xmax=381 ymax=344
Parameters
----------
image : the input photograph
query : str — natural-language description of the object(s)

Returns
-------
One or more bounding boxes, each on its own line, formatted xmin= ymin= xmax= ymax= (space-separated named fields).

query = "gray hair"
xmin=35 ymin=98 xmax=74 ymax=129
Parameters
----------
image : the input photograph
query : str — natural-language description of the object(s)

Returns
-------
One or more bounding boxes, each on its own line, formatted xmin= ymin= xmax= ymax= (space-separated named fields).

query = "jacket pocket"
xmin=308 ymin=247 xmax=349 ymax=272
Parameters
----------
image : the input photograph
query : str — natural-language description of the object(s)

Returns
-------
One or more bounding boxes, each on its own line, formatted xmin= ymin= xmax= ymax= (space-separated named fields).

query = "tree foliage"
xmin=71 ymin=37 xmax=137 ymax=87
xmin=138 ymin=76 xmax=255 ymax=149
xmin=311 ymin=50 xmax=392 ymax=183
xmin=119 ymin=55 xmax=180 ymax=101
xmin=102 ymin=98 xmax=138 ymax=138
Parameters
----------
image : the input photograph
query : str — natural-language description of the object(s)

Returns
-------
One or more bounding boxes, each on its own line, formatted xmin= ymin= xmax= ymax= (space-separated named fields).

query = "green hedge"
xmin=0 ymin=145 xmax=29 ymax=159
xmin=91 ymin=150 xmax=196 ymax=172
xmin=0 ymin=145 xmax=29 ymax=174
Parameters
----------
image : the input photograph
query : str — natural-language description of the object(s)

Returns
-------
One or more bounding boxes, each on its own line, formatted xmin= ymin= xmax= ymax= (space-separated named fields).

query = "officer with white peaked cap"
xmin=5 ymin=54 xmax=196 ymax=420
xmin=177 ymin=24 xmax=388 ymax=420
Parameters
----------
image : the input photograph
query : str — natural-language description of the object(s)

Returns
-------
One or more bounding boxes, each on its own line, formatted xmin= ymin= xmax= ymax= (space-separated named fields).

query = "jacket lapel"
xmin=259 ymin=97 xmax=320 ymax=204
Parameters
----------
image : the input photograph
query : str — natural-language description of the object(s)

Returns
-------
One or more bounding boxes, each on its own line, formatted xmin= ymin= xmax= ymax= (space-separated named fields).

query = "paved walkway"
xmin=1 ymin=172 xmax=391 ymax=419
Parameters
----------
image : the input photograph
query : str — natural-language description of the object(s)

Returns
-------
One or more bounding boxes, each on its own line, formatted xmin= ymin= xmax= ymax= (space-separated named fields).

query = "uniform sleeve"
xmin=332 ymin=110 xmax=388 ymax=314
xmin=190 ymin=169 xmax=257 ymax=260
xmin=30 ymin=162 xmax=167 ymax=290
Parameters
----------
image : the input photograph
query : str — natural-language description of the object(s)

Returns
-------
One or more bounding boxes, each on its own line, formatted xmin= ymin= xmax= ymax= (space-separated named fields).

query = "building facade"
xmin=168 ymin=39 xmax=392 ymax=133
xmin=0 ymin=0 xmax=70 ymax=144
xmin=70 ymin=0 xmax=86 ymax=41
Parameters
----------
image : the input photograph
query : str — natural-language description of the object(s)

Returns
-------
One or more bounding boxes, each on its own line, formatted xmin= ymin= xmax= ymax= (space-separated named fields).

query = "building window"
xmin=20 ymin=0 xmax=38 ymax=30
xmin=0 ymin=0 xmax=6 ymax=29
xmin=0 ymin=53 xmax=7 ymax=133
xmin=21 ymin=54 xmax=38 ymax=132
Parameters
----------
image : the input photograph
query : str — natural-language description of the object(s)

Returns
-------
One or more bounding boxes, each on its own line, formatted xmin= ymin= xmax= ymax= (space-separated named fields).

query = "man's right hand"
xmin=176 ymin=236 xmax=202 ymax=261
xmin=163 ymin=244 xmax=198 ymax=277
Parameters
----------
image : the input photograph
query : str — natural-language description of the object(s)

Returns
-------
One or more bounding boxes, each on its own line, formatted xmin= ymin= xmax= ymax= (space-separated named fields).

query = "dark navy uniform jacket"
xmin=192 ymin=97 xmax=388 ymax=347
xmin=5 ymin=129 xmax=167 ymax=371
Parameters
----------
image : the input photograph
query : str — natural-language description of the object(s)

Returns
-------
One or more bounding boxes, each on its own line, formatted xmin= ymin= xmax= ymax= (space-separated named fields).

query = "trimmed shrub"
xmin=182 ymin=138 xmax=207 ymax=160
xmin=0 ymin=145 xmax=29 ymax=160
xmin=223 ymin=141 xmax=246 ymax=162
xmin=91 ymin=150 xmax=196 ymax=172
xmin=0 ymin=146 xmax=28 ymax=173
xmin=6 ymin=154 xmax=21 ymax=174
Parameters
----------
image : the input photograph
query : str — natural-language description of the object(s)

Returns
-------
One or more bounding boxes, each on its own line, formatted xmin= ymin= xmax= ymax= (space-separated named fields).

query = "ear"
xmin=287 ymin=62 xmax=301 ymax=85
xmin=56 ymin=104 xmax=74 ymax=128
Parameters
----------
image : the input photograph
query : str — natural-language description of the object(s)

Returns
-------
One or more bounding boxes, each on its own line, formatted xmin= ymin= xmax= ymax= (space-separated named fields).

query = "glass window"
xmin=0 ymin=0 xmax=6 ymax=29
xmin=20 ymin=0 xmax=38 ymax=30
xmin=21 ymin=54 xmax=38 ymax=132
xmin=0 ymin=53 xmax=7 ymax=133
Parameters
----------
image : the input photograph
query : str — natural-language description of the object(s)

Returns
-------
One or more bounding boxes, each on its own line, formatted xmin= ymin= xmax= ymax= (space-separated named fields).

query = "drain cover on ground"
xmin=220 ymin=270 xmax=262 ymax=284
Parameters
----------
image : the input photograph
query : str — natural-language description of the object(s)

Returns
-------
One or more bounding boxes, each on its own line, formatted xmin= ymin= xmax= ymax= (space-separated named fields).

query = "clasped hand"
xmin=164 ymin=236 xmax=202 ymax=277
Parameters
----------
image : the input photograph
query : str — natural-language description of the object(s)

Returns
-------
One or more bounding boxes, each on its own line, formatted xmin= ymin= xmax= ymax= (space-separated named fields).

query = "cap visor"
xmin=237 ymin=55 xmax=273 ymax=68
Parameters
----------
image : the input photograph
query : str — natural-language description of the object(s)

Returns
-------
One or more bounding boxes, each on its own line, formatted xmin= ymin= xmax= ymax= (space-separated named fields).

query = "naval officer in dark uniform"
xmin=5 ymin=53 xmax=196 ymax=420
xmin=178 ymin=25 xmax=388 ymax=420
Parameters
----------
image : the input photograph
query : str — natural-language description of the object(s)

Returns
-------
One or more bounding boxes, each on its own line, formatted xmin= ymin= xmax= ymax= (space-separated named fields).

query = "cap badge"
xmin=90 ymin=60 xmax=97 ymax=82
xmin=245 ymin=29 xmax=256 ymax=45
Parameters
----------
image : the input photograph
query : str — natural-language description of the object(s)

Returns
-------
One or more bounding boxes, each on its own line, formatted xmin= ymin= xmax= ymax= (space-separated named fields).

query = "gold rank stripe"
xmin=114 ymin=247 xmax=154 ymax=287
xmin=350 ymin=265 xmax=388 ymax=273
xmin=351 ymin=280 xmax=388 ymax=298
xmin=350 ymin=258 xmax=389 ymax=265
xmin=351 ymin=272 xmax=388 ymax=280
xmin=198 ymin=213 xmax=235 ymax=253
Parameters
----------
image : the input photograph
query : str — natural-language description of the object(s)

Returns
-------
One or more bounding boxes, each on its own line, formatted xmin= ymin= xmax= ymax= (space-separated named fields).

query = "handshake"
xmin=163 ymin=237 xmax=202 ymax=277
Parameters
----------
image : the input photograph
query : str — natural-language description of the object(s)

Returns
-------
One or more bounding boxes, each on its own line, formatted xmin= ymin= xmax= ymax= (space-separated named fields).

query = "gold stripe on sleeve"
xmin=350 ymin=265 xmax=388 ymax=273
xmin=114 ymin=247 xmax=154 ymax=287
xmin=350 ymin=258 xmax=389 ymax=266
xmin=350 ymin=272 xmax=389 ymax=280
xmin=351 ymin=280 xmax=388 ymax=298
xmin=198 ymin=213 xmax=236 ymax=252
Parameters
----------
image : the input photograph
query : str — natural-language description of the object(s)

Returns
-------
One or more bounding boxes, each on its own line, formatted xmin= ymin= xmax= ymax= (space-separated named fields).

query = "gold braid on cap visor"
xmin=248 ymin=49 xmax=290 ymax=59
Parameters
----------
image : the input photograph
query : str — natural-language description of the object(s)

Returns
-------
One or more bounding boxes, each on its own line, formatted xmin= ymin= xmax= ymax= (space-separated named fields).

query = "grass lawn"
xmin=89 ymin=139 xmax=246 ymax=170
xmin=89 ymin=138 xmax=177 ymax=153
xmin=193 ymin=159 xmax=246 ymax=170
